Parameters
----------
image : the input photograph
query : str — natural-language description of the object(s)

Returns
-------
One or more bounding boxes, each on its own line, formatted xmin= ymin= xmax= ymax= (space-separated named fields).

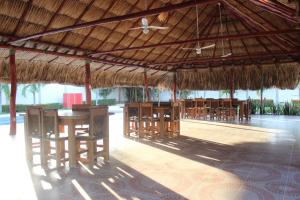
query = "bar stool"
xmin=165 ymin=102 xmax=180 ymax=138
xmin=209 ymin=99 xmax=221 ymax=120
xmin=25 ymin=106 xmax=43 ymax=165
xmin=184 ymin=99 xmax=195 ymax=119
xmin=195 ymin=98 xmax=208 ymax=120
xmin=41 ymin=109 xmax=68 ymax=168
xmin=124 ymin=103 xmax=140 ymax=137
xmin=72 ymin=104 xmax=90 ymax=133
xmin=221 ymin=99 xmax=236 ymax=121
xmin=139 ymin=102 xmax=153 ymax=137
xmin=76 ymin=106 xmax=109 ymax=169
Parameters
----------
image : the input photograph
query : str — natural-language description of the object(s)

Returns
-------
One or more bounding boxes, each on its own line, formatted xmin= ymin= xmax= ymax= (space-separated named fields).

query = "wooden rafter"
xmin=248 ymin=0 xmax=299 ymax=23
xmin=117 ymin=0 xmax=161 ymax=59
xmin=12 ymin=0 xmax=33 ymax=35
xmin=0 ymin=44 xmax=158 ymax=70
xmin=182 ymin=9 xmax=218 ymax=62
xmin=94 ymin=0 xmax=140 ymax=52
xmin=10 ymin=0 xmax=218 ymax=44
xmin=151 ymin=50 xmax=300 ymax=66
xmin=90 ymin=29 xmax=299 ymax=56
xmin=223 ymin=0 xmax=295 ymax=50
xmin=154 ymin=5 xmax=210 ymax=63
xmin=77 ymin=1 xmax=117 ymax=49
xmin=59 ymin=0 xmax=97 ymax=45
xmin=138 ymin=7 xmax=189 ymax=61
xmin=162 ymin=6 xmax=216 ymax=63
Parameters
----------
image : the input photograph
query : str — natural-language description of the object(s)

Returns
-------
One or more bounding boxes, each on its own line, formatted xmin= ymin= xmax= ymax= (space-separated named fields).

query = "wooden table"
xmin=153 ymin=106 xmax=171 ymax=137
xmin=58 ymin=110 xmax=89 ymax=168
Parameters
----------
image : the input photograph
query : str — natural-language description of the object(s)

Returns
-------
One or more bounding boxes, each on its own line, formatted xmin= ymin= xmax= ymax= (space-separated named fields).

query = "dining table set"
xmin=24 ymin=104 xmax=109 ymax=169
xmin=180 ymin=98 xmax=251 ymax=121
xmin=123 ymin=102 xmax=180 ymax=139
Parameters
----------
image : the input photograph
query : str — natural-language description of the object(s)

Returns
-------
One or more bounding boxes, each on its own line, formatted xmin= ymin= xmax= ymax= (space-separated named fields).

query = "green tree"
xmin=22 ymin=84 xmax=43 ymax=104
xmin=1 ymin=84 xmax=10 ymax=104
xmin=0 ymin=84 xmax=10 ymax=113
xmin=177 ymin=90 xmax=191 ymax=99
xmin=221 ymin=90 xmax=230 ymax=98
xmin=99 ymin=88 xmax=112 ymax=100
xmin=125 ymin=87 xmax=143 ymax=102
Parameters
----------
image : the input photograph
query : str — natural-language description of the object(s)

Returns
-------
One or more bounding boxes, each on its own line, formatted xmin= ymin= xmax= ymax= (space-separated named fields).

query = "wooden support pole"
xmin=0 ymin=83 xmax=2 ymax=113
xmin=230 ymin=69 xmax=234 ymax=100
xmin=260 ymin=67 xmax=264 ymax=115
xmin=173 ymin=73 xmax=177 ymax=102
xmin=85 ymin=61 xmax=91 ymax=105
xmin=144 ymin=69 xmax=149 ymax=102
xmin=9 ymin=49 xmax=17 ymax=135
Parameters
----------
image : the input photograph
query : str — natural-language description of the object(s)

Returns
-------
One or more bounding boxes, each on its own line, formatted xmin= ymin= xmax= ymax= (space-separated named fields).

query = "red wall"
xmin=63 ymin=93 xmax=82 ymax=108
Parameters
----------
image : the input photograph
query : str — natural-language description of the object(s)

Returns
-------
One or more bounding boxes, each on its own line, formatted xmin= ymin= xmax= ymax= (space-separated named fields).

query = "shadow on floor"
xmin=29 ymin=157 xmax=188 ymax=200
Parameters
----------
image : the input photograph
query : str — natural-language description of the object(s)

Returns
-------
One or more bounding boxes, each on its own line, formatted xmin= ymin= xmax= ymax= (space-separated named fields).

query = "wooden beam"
xmin=9 ymin=49 xmax=17 ymax=135
xmin=223 ymin=0 xmax=295 ymax=50
xmin=10 ymin=0 xmax=218 ymax=43
xmin=173 ymin=73 xmax=177 ymax=102
xmin=94 ymin=0 xmax=140 ymax=52
xmin=248 ymin=0 xmax=299 ymax=23
xmin=85 ymin=61 xmax=91 ymax=105
xmin=230 ymin=69 xmax=234 ymax=100
xmin=77 ymin=0 xmax=117 ymax=49
xmin=151 ymin=50 xmax=300 ymax=66
xmin=0 ymin=44 xmax=164 ymax=71
xmin=58 ymin=0 xmax=97 ymax=45
xmin=117 ymin=0 xmax=164 ymax=59
xmin=139 ymin=7 xmax=193 ymax=62
xmin=12 ymin=0 xmax=33 ymax=34
xmin=155 ymin=5 xmax=213 ymax=63
xmin=165 ymin=7 xmax=217 ymax=64
xmin=90 ymin=29 xmax=300 ymax=56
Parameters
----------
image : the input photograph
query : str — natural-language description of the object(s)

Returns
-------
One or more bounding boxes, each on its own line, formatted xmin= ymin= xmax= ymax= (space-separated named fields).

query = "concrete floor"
xmin=0 ymin=114 xmax=299 ymax=200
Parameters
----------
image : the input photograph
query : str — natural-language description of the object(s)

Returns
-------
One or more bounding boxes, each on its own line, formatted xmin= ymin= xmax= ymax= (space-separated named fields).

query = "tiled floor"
xmin=0 ymin=114 xmax=299 ymax=200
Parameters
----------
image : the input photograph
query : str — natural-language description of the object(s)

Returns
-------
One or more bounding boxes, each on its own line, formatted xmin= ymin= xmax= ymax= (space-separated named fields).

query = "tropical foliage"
xmin=21 ymin=84 xmax=43 ymax=104
xmin=99 ymin=88 xmax=112 ymax=99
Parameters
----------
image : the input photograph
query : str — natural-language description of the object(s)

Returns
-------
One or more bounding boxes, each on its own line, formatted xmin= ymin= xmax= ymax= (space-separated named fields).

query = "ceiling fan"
xmin=130 ymin=0 xmax=169 ymax=34
xmin=182 ymin=44 xmax=215 ymax=55
xmin=130 ymin=17 xmax=169 ymax=34
xmin=182 ymin=5 xmax=215 ymax=55
xmin=218 ymin=3 xmax=232 ymax=58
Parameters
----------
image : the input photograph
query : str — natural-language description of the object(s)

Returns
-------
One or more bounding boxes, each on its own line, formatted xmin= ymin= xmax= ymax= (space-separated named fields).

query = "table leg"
xmin=68 ymin=120 xmax=77 ymax=168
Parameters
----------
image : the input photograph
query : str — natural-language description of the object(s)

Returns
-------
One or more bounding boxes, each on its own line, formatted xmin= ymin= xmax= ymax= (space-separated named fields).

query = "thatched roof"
xmin=0 ymin=0 xmax=299 ymax=90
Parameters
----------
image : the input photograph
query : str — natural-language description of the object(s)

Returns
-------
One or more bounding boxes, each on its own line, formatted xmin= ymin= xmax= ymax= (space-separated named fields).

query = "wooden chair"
xmin=239 ymin=100 xmax=251 ymax=121
xmin=72 ymin=104 xmax=90 ymax=133
xmin=76 ymin=106 xmax=109 ymax=169
xmin=195 ymin=98 xmax=208 ymax=120
xmin=41 ymin=109 xmax=68 ymax=168
xmin=25 ymin=106 xmax=43 ymax=165
xmin=209 ymin=99 xmax=221 ymax=120
xmin=184 ymin=99 xmax=195 ymax=119
xmin=221 ymin=99 xmax=237 ymax=121
xmin=139 ymin=102 xmax=154 ymax=137
xmin=72 ymin=104 xmax=91 ymax=111
xmin=124 ymin=103 xmax=140 ymax=137
xmin=165 ymin=102 xmax=180 ymax=138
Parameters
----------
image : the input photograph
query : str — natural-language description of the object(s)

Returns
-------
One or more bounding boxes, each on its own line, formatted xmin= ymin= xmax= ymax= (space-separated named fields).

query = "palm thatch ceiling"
xmin=0 ymin=0 xmax=299 ymax=89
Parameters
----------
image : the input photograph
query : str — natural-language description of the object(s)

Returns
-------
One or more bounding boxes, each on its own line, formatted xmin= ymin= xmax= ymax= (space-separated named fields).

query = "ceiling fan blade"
xmin=182 ymin=48 xmax=195 ymax=50
xmin=201 ymin=44 xmax=215 ymax=49
xmin=148 ymin=26 xmax=169 ymax=30
xmin=221 ymin=53 xmax=232 ymax=58
xmin=129 ymin=27 xmax=144 ymax=30
xmin=141 ymin=17 xmax=148 ymax=26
